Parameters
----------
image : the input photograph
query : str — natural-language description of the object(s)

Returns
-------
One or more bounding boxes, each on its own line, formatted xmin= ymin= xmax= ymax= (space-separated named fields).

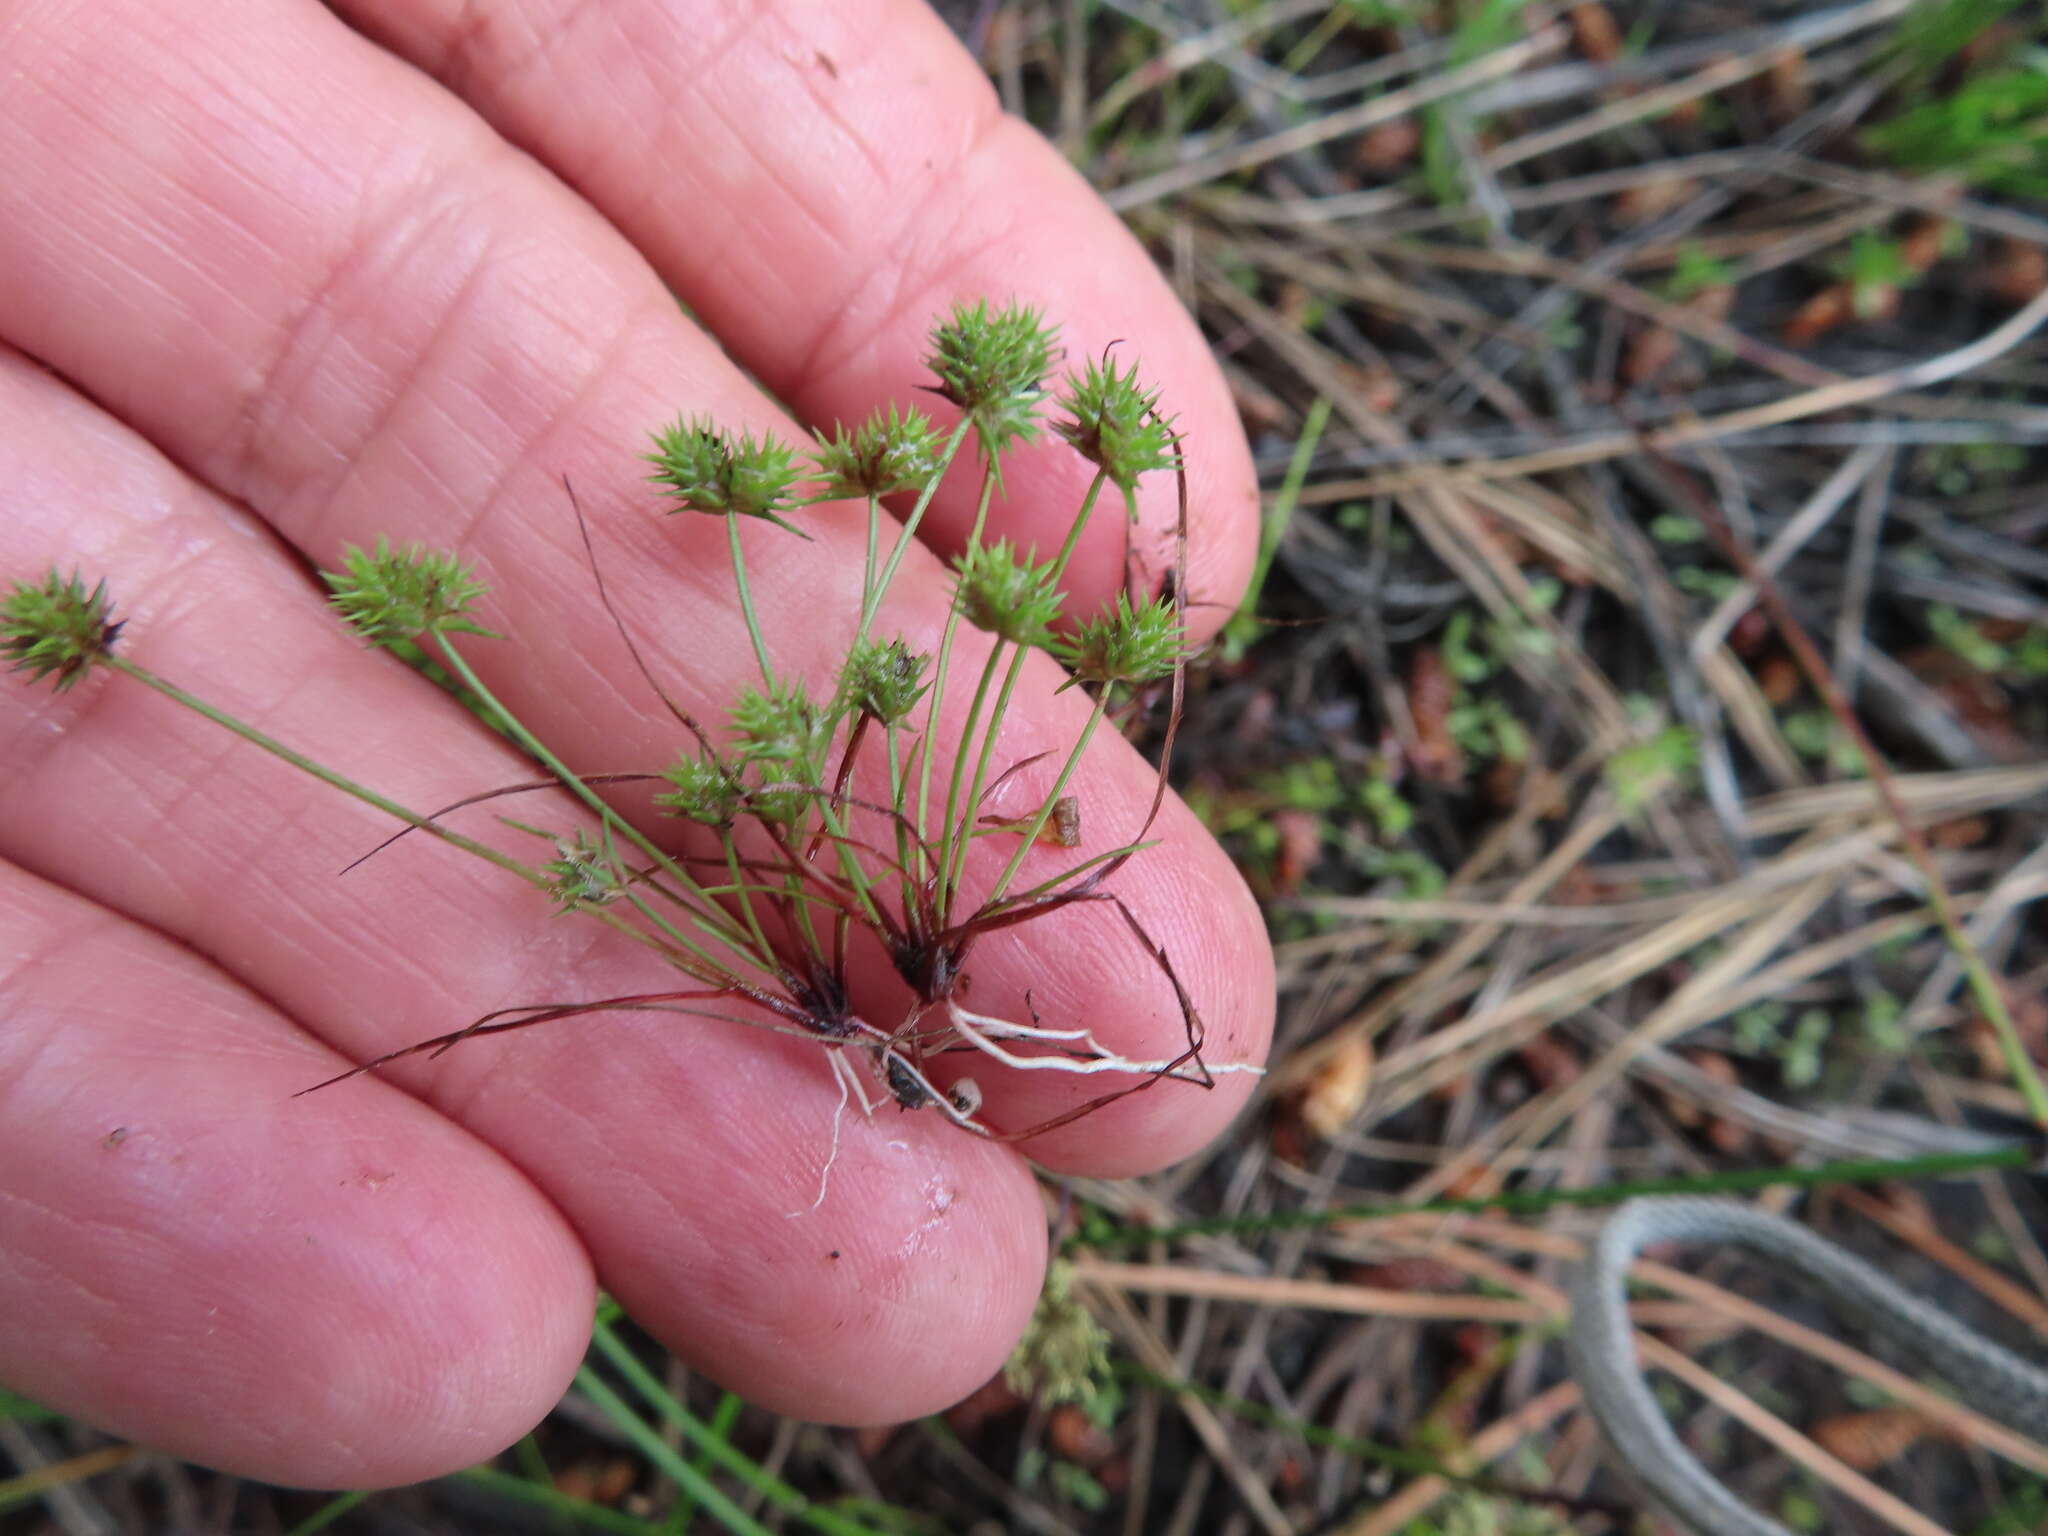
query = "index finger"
xmin=335 ymin=0 xmax=1260 ymax=621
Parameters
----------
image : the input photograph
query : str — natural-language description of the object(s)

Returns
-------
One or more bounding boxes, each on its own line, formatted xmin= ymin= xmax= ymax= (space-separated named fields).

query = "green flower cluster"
xmin=1058 ymin=591 xmax=1184 ymax=687
xmin=811 ymin=406 xmax=944 ymax=499
xmin=323 ymin=538 xmax=495 ymax=649
xmin=925 ymin=299 xmax=1056 ymax=459
xmin=838 ymin=636 xmax=930 ymax=723
xmin=953 ymin=540 xmax=1064 ymax=649
xmin=647 ymin=417 xmax=802 ymax=531
xmin=1 ymin=569 xmax=122 ymax=692
xmin=1055 ymin=355 xmax=1179 ymax=509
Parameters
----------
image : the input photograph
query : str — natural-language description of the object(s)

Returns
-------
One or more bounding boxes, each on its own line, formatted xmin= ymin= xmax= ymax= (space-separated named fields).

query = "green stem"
xmin=726 ymin=512 xmax=774 ymax=689
xmin=851 ymin=418 xmax=975 ymax=653
xmin=585 ymin=1323 xmax=887 ymax=1536
xmin=572 ymin=1368 xmax=777 ymax=1536
xmin=108 ymin=657 xmax=539 ymax=887
xmin=668 ymin=1390 xmax=746 ymax=1534
xmin=427 ymin=635 xmax=774 ymax=978
xmin=942 ymin=641 xmax=1033 ymax=916
xmin=927 ymin=470 xmax=1109 ymax=913
xmin=913 ymin=461 xmax=1001 ymax=875
xmin=934 ymin=638 xmax=1007 ymax=918
xmin=981 ymin=690 xmax=1109 ymax=909
xmin=860 ymin=492 xmax=879 ymax=622
xmin=1065 ymin=1146 xmax=2038 ymax=1252
xmin=452 ymin=1466 xmax=660 ymax=1535
xmin=1042 ymin=468 xmax=1110 ymax=588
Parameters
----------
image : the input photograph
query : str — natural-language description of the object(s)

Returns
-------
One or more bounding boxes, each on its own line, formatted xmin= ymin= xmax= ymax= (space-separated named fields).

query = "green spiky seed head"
xmin=729 ymin=679 xmax=825 ymax=767
xmin=811 ymin=406 xmax=944 ymax=499
xmin=953 ymin=539 xmax=1064 ymax=649
xmin=542 ymin=830 xmax=623 ymax=913
xmin=1058 ymin=591 xmax=1184 ymax=686
xmin=925 ymin=299 xmax=1056 ymax=460
xmin=655 ymin=753 xmax=742 ymax=825
xmin=741 ymin=762 xmax=812 ymax=827
xmin=648 ymin=417 xmax=803 ymax=531
xmin=322 ymin=539 xmax=496 ymax=649
xmin=2 ymin=569 xmax=123 ymax=693
xmin=838 ymin=637 xmax=931 ymax=723
xmin=1054 ymin=356 xmax=1179 ymax=511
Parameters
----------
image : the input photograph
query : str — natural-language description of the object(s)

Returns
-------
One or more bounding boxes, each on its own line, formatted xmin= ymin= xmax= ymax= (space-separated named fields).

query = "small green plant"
xmin=1928 ymin=603 xmax=2048 ymax=677
xmin=1865 ymin=50 xmax=2048 ymax=198
xmin=1004 ymin=1259 xmax=1117 ymax=1417
xmin=1605 ymin=724 xmax=1699 ymax=812
xmin=1730 ymin=1002 xmax=1835 ymax=1089
xmin=4 ymin=301 xmax=1263 ymax=1187
xmin=1781 ymin=708 xmax=1867 ymax=776
xmin=1916 ymin=439 xmax=2029 ymax=496
xmin=1830 ymin=230 xmax=1938 ymax=319
xmin=1662 ymin=244 xmax=1738 ymax=303
xmin=1416 ymin=0 xmax=1533 ymax=210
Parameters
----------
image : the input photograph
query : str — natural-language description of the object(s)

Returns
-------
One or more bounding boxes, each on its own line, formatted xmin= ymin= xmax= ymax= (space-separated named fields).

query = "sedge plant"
xmin=3 ymin=301 xmax=1259 ymax=1187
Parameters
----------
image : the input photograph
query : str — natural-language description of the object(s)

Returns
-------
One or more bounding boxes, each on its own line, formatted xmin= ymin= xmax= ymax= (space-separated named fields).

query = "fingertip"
xmin=586 ymin=1056 xmax=1050 ymax=1425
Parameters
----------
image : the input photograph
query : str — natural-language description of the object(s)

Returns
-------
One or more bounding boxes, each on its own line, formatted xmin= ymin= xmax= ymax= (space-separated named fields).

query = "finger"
xmin=336 ymin=0 xmax=1259 ymax=622
xmin=0 ymin=859 xmax=593 ymax=1487
xmin=0 ymin=347 xmax=1048 ymax=1439
xmin=0 ymin=0 xmax=1272 ymax=1167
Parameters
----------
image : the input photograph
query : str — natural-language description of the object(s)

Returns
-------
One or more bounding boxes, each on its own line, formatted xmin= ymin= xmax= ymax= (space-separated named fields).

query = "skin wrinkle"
xmin=785 ymin=103 xmax=1012 ymax=400
xmin=0 ymin=909 xmax=123 ymax=1105
xmin=243 ymin=145 xmax=519 ymax=521
xmin=412 ymin=288 xmax=668 ymax=596
xmin=435 ymin=0 xmax=569 ymax=95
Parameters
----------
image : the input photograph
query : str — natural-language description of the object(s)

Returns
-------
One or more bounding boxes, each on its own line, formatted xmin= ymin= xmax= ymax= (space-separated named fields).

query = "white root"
xmin=944 ymin=1000 xmax=1265 ymax=1081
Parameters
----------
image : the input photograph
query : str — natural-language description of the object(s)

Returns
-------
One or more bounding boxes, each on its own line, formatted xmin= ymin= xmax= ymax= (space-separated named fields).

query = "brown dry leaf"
xmin=1926 ymin=815 xmax=1989 ymax=849
xmin=1728 ymin=608 xmax=1772 ymax=658
xmin=1613 ymin=177 xmax=1699 ymax=226
xmin=1270 ymin=1112 xmax=1311 ymax=1167
xmin=1229 ymin=372 xmax=1292 ymax=438
xmin=853 ymin=1423 xmax=901 ymax=1460
xmin=1623 ymin=324 xmax=1680 ymax=385
xmin=1765 ymin=46 xmax=1811 ymax=118
xmin=1407 ymin=647 xmax=1466 ymax=785
xmin=1810 ymin=1408 xmax=1936 ymax=1471
xmin=1665 ymin=1050 xmax=1745 ymax=1152
xmin=1299 ymin=1033 xmax=1375 ymax=1140
xmin=554 ymin=1457 xmax=637 ymax=1505
xmin=1277 ymin=279 xmax=1316 ymax=330
xmin=1755 ymin=652 xmax=1803 ymax=706
xmin=1338 ymin=360 xmax=1404 ymax=414
xmin=1570 ymin=2 xmax=1623 ymax=64
xmin=1965 ymin=994 xmax=2048 ymax=1079
xmin=1480 ymin=755 xmax=1520 ymax=811
xmin=1687 ymin=283 xmax=1736 ymax=323
xmin=945 ymin=1375 xmax=1026 ymax=1440
xmin=1784 ymin=285 xmax=1857 ymax=345
xmin=1348 ymin=1256 xmax=1471 ymax=1293
xmin=1881 ymin=1185 xmax=1937 ymax=1232
xmin=1898 ymin=217 xmax=1953 ymax=274
xmin=1048 ymin=1404 xmax=1117 ymax=1468
xmin=1986 ymin=238 xmax=2048 ymax=306
xmin=1355 ymin=116 xmax=1422 ymax=174
xmin=1519 ymin=1032 xmax=1583 ymax=1091
xmin=1271 ymin=806 xmax=1324 ymax=894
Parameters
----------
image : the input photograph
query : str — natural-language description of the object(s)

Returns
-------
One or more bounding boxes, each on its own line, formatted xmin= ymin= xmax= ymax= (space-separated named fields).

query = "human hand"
xmin=0 ymin=0 xmax=1271 ymax=1487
